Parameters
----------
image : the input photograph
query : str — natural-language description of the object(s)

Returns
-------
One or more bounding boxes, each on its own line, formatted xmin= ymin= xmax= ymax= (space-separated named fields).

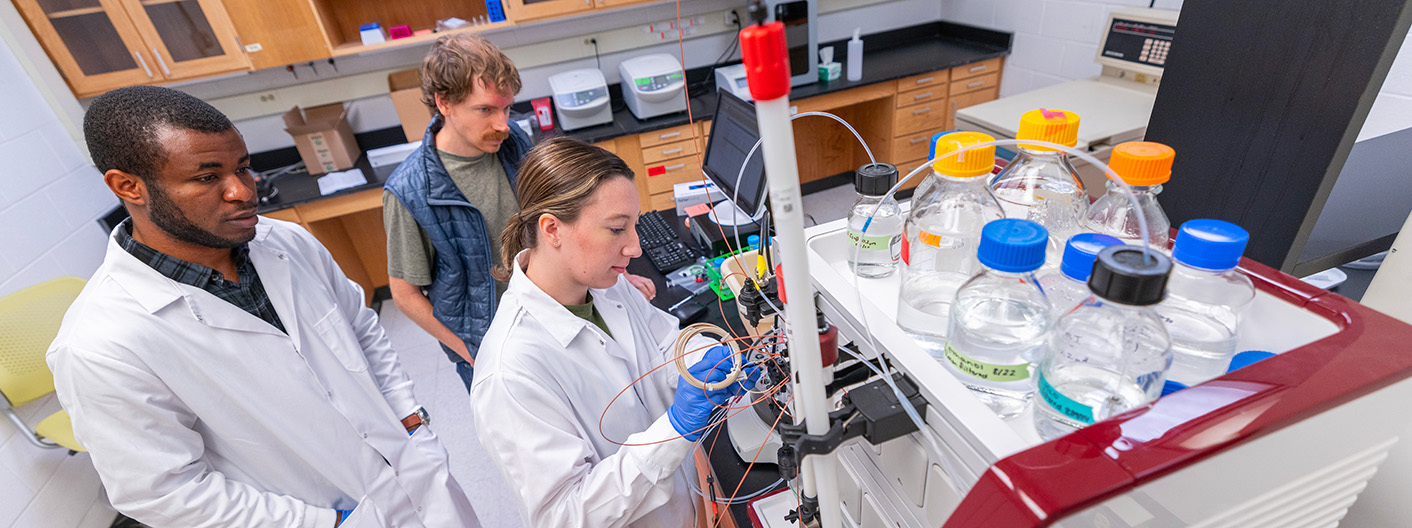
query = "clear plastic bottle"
xmin=1085 ymin=142 xmax=1175 ymax=248
xmin=944 ymin=219 xmax=1052 ymax=419
xmin=898 ymin=131 xmax=1004 ymax=355
xmin=1155 ymin=219 xmax=1256 ymax=385
xmin=1037 ymin=233 xmax=1124 ymax=318
xmin=989 ymin=109 xmax=1088 ymax=265
xmin=846 ymin=163 xmax=903 ymax=278
xmin=910 ymin=130 xmax=954 ymax=200
xmin=1035 ymin=245 xmax=1173 ymax=440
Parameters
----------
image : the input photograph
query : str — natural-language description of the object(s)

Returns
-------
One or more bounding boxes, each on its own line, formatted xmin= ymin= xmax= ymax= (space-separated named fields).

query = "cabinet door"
xmin=13 ymin=0 xmax=158 ymax=96
xmin=221 ymin=0 xmax=329 ymax=70
xmin=503 ymin=0 xmax=593 ymax=22
xmin=118 ymin=0 xmax=249 ymax=79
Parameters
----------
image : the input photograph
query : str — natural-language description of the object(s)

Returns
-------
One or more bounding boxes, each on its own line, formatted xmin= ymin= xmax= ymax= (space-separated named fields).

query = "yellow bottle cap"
xmin=1108 ymin=142 xmax=1175 ymax=186
xmin=931 ymin=131 xmax=995 ymax=178
xmin=1017 ymin=108 xmax=1080 ymax=151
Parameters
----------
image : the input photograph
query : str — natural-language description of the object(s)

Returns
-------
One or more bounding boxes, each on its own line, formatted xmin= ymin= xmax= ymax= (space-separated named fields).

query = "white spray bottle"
xmin=847 ymin=28 xmax=864 ymax=81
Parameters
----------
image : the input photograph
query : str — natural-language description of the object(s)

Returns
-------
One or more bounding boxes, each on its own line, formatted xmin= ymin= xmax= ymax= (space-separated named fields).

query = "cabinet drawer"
xmin=950 ymin=72 xmax=1000 ymax=97
xmin=641 ymin=138 xmax=700 ymax=165
xmin=592 ymin=139 xmax=618 ymax=154
xmin=896 ymin=158 xmax=928 ymax=190
xmin=644 ymin=159 xmax=705 ymax=195
xmin=895 ymin=69 xmax=949 ymax=93
xmin=894 ymin=103 xmax=946 ymax=136
xmin=947 ymin=87 xmax=1001 ymax=128
xmin=896 ymin=85 xmax=944 ymax=109
xmin=639 ymin=123 xmax=699 ymax=148
xmin=649 ymin=191 xmax=676 ymax=212
xmin=952 ymin=58 xmax=1002 ymax=81
xmin=892 ymin=126 xmax=949 ymax=164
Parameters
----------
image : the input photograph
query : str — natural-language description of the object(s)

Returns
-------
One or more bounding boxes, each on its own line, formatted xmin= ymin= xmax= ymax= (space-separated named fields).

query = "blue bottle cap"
xmin=1227 ymin=350 xmax=1276 ymax=372
xmin=359 ymin=23 xmax=381 ymax=31
xmin=1060 ymin=233 xmax=1125 ymax=282
xmin=1161 ymin=380 xmax=1188 ymax=397
xmin=747 ymin=234 xmax=760 ymax=248
xmin=712 ymin=257 xmax=725 ymax=267
xmin=927 ymin=130 xmax=961 ymax=161
xmin=1172 ymin=219 xmax=1249 ymax=271
xmin=977 ymin=219 xmax=1048 ymax=273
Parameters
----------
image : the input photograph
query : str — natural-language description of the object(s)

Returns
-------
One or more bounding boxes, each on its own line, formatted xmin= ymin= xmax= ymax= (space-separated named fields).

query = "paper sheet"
xmin=317 ymin=168 xmax=367 ymax=196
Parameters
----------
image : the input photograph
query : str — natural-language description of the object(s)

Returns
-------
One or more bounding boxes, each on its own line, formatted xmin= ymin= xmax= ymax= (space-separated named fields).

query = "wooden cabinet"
xmin=14 ymin=0 xmax=250 ymax=97
xmin=502 ymin=0 xmax=592 ymax=23
xmin=222 ymin=0 xmax=330 ymax=70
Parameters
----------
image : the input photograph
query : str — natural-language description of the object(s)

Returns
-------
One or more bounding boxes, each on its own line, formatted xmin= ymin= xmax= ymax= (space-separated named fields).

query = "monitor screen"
xmin=703 ymin=91 xmax=768 ymax=217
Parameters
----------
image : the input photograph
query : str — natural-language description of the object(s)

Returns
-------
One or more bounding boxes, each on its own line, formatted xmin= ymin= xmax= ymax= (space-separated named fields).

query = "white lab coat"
xmin=471 ymin=252 xmax=715 ymax=527
xmin=47 ymin=218 xmax=478 ymax=528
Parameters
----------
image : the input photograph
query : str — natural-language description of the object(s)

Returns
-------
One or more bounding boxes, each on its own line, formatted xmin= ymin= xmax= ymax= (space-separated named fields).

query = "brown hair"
xmin=494 ymin=137 xmax=635 ymax=281
xmin=419 ymin=33 xmax=521 ymax=115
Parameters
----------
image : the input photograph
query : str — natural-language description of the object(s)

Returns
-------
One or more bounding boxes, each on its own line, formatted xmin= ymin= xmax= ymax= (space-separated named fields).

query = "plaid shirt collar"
xmin=115 ymin=219 xmax=252 ymax=289
xmin=114 ymin=219 xmax=285 ymax=333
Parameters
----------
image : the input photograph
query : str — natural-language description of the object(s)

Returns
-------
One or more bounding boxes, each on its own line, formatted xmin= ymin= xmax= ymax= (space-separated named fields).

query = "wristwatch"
xmin=402 ymin=406 xmax=431 ymax=432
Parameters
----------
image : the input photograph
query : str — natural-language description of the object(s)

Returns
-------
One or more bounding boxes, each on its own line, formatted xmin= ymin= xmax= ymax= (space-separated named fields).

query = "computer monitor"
xmin=702 ymin=91 xmax=768 ymax=226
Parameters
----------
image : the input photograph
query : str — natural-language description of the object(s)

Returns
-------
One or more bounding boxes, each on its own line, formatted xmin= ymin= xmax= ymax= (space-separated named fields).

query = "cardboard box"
xmin=389 ymin=69 xmax=433 ymax=142
xmin=283 ymin=103 xmax=360 ymax=175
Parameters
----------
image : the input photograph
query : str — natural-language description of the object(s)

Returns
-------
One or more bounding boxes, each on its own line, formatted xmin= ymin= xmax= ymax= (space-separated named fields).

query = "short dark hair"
xmin=84 ymin=86 xmax=234 ymax=182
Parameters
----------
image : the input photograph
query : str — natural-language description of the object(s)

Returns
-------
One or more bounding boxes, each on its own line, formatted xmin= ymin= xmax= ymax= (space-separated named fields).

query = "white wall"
xmin=0 ymin=28 xmax=117 ymax=528
xmin=1358 ymin=30 xmax=1412 ymax=142
xmin=940 ymin=0 xmax=1183 ymax=97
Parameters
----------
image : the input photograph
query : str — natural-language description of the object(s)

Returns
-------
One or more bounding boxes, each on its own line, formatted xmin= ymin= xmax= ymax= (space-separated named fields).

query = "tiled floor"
xmin=374 ymin=180 xmax=860 ymax=527
xmin=374 ymin=305 xmax=526 ymax=527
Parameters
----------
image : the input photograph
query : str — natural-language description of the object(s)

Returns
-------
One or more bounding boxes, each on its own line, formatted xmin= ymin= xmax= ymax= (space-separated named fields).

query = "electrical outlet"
xmin=258 ymin=94 xmax=276 ymax=103
xmin=724 ymin=9 xmax=740 ymax=26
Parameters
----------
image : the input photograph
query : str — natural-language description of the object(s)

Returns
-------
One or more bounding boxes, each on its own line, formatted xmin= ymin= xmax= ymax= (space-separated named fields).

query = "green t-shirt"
xmin=383 ymin=150 xmax=518 ymax=299
xmin=564 ymin=295 xmax=613 ymax=340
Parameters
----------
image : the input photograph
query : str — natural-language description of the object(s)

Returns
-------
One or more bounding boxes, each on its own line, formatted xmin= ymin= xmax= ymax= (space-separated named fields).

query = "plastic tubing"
xmin=844 ymin=138 xmax=1154 ymax=493
xmin=728 ymin=110 xmax=879 ymax=310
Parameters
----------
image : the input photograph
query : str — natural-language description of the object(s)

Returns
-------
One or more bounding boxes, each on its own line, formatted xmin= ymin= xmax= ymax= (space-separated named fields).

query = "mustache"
xmin=484 ymin=130 xmax=509 ymax=141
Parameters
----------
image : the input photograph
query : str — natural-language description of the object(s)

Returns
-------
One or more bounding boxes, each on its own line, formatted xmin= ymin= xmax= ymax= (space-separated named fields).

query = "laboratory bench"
xmin=249 ymin=20 xmax=1011 ymax=305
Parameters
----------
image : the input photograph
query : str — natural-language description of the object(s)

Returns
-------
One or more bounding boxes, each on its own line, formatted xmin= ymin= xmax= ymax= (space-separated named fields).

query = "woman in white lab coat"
xmin=470 ymin=138 xmax=751 ymax=527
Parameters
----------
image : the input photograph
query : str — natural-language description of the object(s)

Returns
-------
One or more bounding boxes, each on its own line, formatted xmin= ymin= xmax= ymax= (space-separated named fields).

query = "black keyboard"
xmin=646 ymin=241 xmax=698 ymax=272
xmin=637 ymin=211 xmax=699 ymax=272
xmin=637 ymin=210 xmax=678 ymax=249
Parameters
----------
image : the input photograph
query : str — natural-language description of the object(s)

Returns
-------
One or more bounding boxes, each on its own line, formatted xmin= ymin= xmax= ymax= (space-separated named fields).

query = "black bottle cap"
xmin=854 ymin=163 xmax=899 ymax=196
xmin=1087 ymin=246 xmax=1172 ymax=306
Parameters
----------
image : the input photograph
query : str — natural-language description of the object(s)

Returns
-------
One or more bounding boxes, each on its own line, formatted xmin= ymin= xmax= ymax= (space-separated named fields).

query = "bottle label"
xmin=846 ymin=229 xmax=897 ymax=253
xmin=1038 ymin=372 xmax=1094 ymax=425
xmin=918 ymin=229 xmax=943 ymax=247
xmin=944 ymin=343 xmax=1030 ymax=382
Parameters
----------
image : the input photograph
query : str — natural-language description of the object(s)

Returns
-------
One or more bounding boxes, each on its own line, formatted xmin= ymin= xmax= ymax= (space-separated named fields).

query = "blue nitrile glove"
xmin=668 ymin=345 xmax=739 ymax=441
xmin=335 ymin=509 xmax=352 ymax=526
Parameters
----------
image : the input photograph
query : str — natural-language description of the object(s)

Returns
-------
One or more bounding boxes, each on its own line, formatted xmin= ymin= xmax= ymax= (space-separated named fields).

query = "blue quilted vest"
xmin=383 ymin=115 xmax=533 ymax=362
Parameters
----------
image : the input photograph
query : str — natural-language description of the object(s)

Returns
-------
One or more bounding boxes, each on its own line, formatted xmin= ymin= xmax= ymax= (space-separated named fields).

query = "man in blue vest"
xmin=384 ymin=34 xmax=655 ymax=393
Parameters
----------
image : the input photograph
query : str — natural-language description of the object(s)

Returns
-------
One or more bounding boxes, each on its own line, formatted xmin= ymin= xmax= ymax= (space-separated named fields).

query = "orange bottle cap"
xmin=1108 ymin=141 xmax=1175 ymax=186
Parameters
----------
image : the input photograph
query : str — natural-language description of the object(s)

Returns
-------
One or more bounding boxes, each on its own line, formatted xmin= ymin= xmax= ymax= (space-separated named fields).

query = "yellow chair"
xmin=0 ymin=277 xmax=86 ymax=453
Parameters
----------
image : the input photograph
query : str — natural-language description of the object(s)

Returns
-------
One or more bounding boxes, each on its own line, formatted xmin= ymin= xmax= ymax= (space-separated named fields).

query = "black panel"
xmin=1144 ymin=0 xmax=1412 ymax=270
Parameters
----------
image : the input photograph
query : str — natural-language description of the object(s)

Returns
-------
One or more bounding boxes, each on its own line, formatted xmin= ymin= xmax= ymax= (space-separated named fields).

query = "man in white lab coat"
xmin=47 ymin=86 xmax=480 ymax=527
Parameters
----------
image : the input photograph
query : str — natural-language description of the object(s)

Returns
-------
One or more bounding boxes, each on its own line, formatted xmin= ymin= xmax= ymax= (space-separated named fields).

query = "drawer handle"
xmin=912 ymin=107 xmax=932 ymax=115
xmin=662 ymin=148 xmax=684 ymax=156
xmin=665 ymin=163 xmax=686 ymax=170
xmin=133 ymin=50 xmax=153 ymax=78
xmin=910 ymin=137 xmax=928 ymax=144
xmin=967 ymin=80 xmax=985 ymax=88
xmin=152 ymin=48 xmax=171 ymax=76
xmin=659 ymin=131 xmax=681 ymax=140
xmin=969 ymin=64 xmax=987 ymax=72
xmin=915 ymin=76 xmax=934 ymax=85
xmin=913 ymin=92 xmax=933 ymax=100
